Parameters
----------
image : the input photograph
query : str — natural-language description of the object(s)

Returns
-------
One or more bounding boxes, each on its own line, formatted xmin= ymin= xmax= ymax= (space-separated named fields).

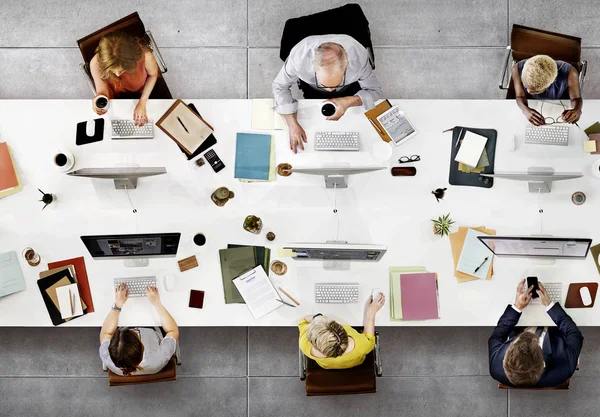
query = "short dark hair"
xmin=503 ymin=332 xmax=544 ymax=386
xmin=108 ymin=328 xmax=144 ymax=375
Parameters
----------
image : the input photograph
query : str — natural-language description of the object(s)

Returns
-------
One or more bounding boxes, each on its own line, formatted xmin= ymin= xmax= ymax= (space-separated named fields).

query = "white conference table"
xmin=0 ymin=99 xmax=599 ymax=328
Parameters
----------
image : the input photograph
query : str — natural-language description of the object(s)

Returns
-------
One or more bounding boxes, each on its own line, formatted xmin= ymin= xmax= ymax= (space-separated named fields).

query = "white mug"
xmin=94 ymin=95 xmax=110 ymax=111
xmin=53 ymin=149 xmax=75 ymax=172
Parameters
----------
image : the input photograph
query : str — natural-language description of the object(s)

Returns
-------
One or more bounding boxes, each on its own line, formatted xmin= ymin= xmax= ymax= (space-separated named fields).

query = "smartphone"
xmin=527 ymin=276 xmax=539 ymax=299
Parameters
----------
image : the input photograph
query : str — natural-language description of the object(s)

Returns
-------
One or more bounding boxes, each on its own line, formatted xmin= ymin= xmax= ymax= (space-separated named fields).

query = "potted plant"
xmin=432 ymin=213 xmax=455 ymax=237
xmin=243 ymin=215 xmax=263 ymax=234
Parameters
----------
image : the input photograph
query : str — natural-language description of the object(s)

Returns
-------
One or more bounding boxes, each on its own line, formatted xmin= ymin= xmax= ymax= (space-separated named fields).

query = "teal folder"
xmin=234 ymin=133 xmax=271 ymax=180
xmin=0 ymin=251 xmax=25 ymax=298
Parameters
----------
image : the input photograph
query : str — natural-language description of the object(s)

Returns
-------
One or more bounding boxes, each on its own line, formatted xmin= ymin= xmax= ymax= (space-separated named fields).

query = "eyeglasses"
xmin=540 ymin=101 xmax=567 ymax=125
xmin=398 ymin=155 xmax=420 ymax=164
xmin=315 ymin=70 xmax=346 ymax=91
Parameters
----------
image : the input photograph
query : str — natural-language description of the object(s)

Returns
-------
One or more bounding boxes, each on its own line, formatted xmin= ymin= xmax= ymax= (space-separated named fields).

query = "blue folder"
xmin=0 ymin=251 xmax=25 ymax=298
xmin=234 ymin=133 xmax=272 ymax=181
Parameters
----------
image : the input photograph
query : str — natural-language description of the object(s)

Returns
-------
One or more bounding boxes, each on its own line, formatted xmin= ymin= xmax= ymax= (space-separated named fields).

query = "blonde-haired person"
xmin=298 ymin=293 xmax=385 ymax=369
xmin=90 ymin=31 xmax=159 ymax=126
xmin=511 ymin=54 xmax=582 ymax=126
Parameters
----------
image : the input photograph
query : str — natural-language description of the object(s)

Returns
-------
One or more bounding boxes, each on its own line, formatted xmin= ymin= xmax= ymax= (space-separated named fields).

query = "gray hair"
xmin=313 ymin=42 xmax=348 ymax=72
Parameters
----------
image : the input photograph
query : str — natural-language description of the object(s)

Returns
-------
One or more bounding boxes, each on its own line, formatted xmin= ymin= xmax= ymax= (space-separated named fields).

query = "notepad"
xmin=400 ymin=273 xmax=439 ymax=320
xmin=56 ymin=284 xmax=84 ymax=319
xmin=234 ymin=133 xmax=272 ymax=181
xmin=233 ymin=266 xmax=282 ymax=319
xmin=456 ymin=228 xmax=494 ymax=280
xmin=454 ymin=131 xmax=488 ymax=168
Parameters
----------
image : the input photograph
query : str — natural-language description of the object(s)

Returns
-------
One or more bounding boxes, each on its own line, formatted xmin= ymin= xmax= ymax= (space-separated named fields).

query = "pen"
xmin=276 ymin=298 xmax=296 ymax=308
xmin=474 ymin=257 xmax=489 ymax=274
xmin=68 ymin=289 xmax=74 ymax=316
xmin=278 ymin=286 xmax=300 ymax=306
xmin=177 ymin=117 xmax=189 ymax=133
xmin=368 ymin=118 xmax=384 ymax=135
xmin=454 ymin=127 xmax=464 ymax=148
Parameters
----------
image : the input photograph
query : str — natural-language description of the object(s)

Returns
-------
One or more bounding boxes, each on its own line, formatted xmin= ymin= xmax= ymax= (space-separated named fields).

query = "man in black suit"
xmin=489 ymin=279 xmax=583 ymax=387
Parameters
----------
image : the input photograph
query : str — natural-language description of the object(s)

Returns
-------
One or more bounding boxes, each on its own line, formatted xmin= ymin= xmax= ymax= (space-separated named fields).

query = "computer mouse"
xmin=371 ymin=288 xmax=383 ymax=301
xmin=86 ymin=120 xmax=95 ymax=137
xmin=580 ymin=286 xmax=592 ymax=306
xmin=163 ymin=274 xmax=176 ymax=291
xmin=508 ymin=135 xmax=516 ymax=152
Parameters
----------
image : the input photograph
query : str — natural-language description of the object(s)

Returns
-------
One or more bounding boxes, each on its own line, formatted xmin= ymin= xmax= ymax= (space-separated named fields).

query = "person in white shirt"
xmin=272 ymin=34 xmax=383 ymax=153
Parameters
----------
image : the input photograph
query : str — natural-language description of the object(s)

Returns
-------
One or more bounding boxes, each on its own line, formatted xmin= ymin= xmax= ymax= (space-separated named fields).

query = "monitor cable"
xmin=333 ymin=182 xmax=340 ymax=242
xmin=125 ymin=187 xmax=139 ymax=232
xmin=537 ymin=188 xmax=544 ymax=235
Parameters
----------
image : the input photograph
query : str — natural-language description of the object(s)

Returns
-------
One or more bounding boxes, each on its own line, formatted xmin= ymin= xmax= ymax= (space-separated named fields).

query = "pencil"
xmin=368 ymin=118 xmax=384 ymax=135
xmin=278 ymin=287 xmax=300 ymax=306
xmin=68 ymin=289 xmax=74 ymax=316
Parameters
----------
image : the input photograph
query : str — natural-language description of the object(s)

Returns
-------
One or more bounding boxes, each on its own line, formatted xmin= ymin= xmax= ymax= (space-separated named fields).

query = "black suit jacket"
xmin=488 ymin=303 xmax=583 ymax=387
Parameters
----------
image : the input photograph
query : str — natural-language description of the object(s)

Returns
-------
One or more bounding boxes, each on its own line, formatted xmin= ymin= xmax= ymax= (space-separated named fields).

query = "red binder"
xmin=0 ymin=142 xmax=18 ymax=191
xmin=48 ymin=257 xmax=94 ymax=313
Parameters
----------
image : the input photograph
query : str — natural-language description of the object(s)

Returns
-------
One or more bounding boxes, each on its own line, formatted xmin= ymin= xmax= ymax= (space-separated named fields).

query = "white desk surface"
xmin=0 ymin=99 xmax=599 ymax=328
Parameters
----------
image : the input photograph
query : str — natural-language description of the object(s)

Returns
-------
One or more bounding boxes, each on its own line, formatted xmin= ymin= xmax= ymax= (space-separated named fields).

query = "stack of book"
xmin=0 ymin=142 xmax=22 ymax=199
xmin=234 ymin=133 xmax=275 ymax=182
xmin=219 ymin=245 xmax=271 ymax=304
xmin=454 ymin=130 xmax=489 ymax=173
xmin=38 ymin=264 xmax=86 ymax=325
xmin=389 ymin=267 xmax=440 ymax=321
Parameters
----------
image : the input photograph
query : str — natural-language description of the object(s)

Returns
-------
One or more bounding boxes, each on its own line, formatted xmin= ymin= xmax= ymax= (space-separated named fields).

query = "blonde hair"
xmin=306 ymin=316 xmax=348 ymax=357
xmin=521 ymin=55 xmax=558 ymax=94
xmin=313 ymin=42 xmax=348 ymax=73
xmin=95 ymin=31 xmax=146 ymax=81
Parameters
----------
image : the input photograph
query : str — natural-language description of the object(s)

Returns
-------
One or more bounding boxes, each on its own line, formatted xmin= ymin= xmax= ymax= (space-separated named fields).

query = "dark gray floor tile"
xmin=574 ymin=327 xmax=600 ymax=376
xmin=249 ymin=0 xmax=507 ymax=47
xmin=0 ymin=0 xmax=247 ymax=47
xmin=249 ymin=327 xmax=298 ymax=376
xmin=578 ymin=48 xmax=600 ymax=99
xmin=378 ymin=327 xmax=491 ymax=376
xmin=249 ymin=376 xmax=506 ymax=417
xmin=0 ymin=327 xmax=103 ymax=376
xmin=510 ymin=376 xmax=600 ymax=417
xmin=179 ymin=327 xmax=247 ymax=377
xmin=510 ymin=1 xmax=600 ymax=46
xmin=0 ymin=377 xmax=247 ymax=417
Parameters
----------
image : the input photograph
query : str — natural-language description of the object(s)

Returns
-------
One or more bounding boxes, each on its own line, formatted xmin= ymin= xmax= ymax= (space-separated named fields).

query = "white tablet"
xmin=376 ymin=105 xmax=418 ymax=146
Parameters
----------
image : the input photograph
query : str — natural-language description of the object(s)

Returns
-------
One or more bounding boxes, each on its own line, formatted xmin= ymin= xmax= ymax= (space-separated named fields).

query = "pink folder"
xmin=400 ymin=273 xmax=439 ymax=320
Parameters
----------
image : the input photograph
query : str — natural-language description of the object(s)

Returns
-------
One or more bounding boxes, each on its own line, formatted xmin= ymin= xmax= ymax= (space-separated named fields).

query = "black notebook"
xmin=37 ymin=268 xmax=87 ymax=326
xmin=448 ymin=126 xmax=497 ymax=189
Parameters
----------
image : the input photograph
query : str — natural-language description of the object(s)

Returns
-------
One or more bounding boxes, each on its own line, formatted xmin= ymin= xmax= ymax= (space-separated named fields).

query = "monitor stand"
xmin=124 ymin=258 xmax=149 ymax=267
xmin=529 ymin=234 xmax=555 ymax=265
xmin=527 ymin=167 xmax=554 ymax=193
xmin=323 ymin=240 xmax=351 ymax=270
xmin=114 ymin=177 xmax=138 ymax=190
xmin=324 ymin=174 xmax=348 ymax=189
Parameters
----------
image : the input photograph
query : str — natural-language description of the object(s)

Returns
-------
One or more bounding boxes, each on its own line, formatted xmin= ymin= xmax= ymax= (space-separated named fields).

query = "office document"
xmin=456 ymin=229 xmax=494 ymax=280
xmin=0 ymin=251 xmax=25 ymax=298
xmin=233 ymin=266 xmax=282 ymax=319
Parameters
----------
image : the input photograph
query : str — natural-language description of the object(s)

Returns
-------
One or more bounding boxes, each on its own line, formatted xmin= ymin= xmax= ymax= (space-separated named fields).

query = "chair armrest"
xmin=499 ymin=46 xmax=512 ymax=90
xmin=579 ymin=60 xmax=587 ymax=93
xmin=374 ymin=331 xmax=382 ymax=377
xmin=299 ymin=347 xmax=307 ymax=380
xmin=79 ymin=63 xmax=96 ymax=95
xmin=146 ymin=30 xmax=167 ymax=74
xmin=367 ymin=47 xmax=375 ymax=70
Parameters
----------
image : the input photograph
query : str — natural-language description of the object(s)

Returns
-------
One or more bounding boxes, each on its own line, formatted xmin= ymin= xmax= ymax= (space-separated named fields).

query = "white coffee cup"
xmin=321 ymin=101 xmax=337 ymax=117
xmin=53 ymin=149 xmax=75 ymax=172
xmin=94 ymin=95 xmax=110 ymax=111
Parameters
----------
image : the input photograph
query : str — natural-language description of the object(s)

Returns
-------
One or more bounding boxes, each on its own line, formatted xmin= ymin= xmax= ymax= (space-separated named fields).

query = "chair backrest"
xmin=510 ymin=24 xmax=582 ymax=70
xmin=498 ymin=378 xmax=570 ymax=390
xmin=304 ymin=351 xmax=376 ymax=395
xmin=108 ymin=357 xmax=177 ymax=387
xmin=77 ymin=12 xmax=148 ymax=66
xmin=279 ymin=3 xmax=374 ymax=63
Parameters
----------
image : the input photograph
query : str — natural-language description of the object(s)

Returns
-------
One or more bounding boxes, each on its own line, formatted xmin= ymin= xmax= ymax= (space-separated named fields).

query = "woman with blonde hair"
xmin=90 ymin=31 xmax=159 ymax=126
xmin=298 ymin=293 xmax=385 ymax=369
xmin=511 ymin=54 xmax=582 ymax=126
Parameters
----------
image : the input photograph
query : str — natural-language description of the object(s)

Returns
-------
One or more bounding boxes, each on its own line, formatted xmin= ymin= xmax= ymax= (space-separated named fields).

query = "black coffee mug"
xmin=321 ymin=102 xmax=337 ymax=117
xmin=193 ymin=233 xmax=206 ymax=246
xmin=54 ymin=153 xmax=68 ymax=167
xmin=95 ymin=95 xmax=109 ymax=110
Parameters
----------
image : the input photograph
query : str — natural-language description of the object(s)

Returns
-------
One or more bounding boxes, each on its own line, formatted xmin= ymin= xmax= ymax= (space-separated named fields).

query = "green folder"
xmin=219 ymin=246 xmax=272 ymax=304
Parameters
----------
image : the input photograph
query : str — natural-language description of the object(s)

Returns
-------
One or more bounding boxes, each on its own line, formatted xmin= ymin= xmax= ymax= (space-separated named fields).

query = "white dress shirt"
xmin=272 ymin=34 xmax=383 ymax=114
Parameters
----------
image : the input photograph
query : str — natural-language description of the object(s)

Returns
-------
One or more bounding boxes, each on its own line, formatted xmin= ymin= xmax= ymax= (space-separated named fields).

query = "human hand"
xmin=561 ymin=109 xmax=582 ymax=124
xmin=514 ymin=279 xmax=533 ymax=310
xmin=324 ymin=97 xmax=352 ymax=121
xmin=289 ymin=122 xmax=307 ymax=154
xmin=366 ymin=293 xmax=386 ymax=317
xmin=146 ymin=285 xmax=161 ymax=306
xmin=92 ymin=96 xmax=107 ymax=115
xmin=523 ymin=107 xmax=545 ymax=126
xmin=537 ymin=282 xmax=552 ymax=307
xmin=133 ymin=100 xmax=148 ymax=127
xmin=114 ymin=282 xmax=129 ymax=308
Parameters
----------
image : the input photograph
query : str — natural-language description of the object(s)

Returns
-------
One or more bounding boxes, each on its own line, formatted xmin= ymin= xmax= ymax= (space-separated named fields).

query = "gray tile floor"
xmin=3 ymin=1 xmax=600 ymax=416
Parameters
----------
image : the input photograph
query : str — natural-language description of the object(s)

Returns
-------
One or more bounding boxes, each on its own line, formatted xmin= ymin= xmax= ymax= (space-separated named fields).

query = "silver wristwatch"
xmin=111 ymin=304 xmax=122 ymax=312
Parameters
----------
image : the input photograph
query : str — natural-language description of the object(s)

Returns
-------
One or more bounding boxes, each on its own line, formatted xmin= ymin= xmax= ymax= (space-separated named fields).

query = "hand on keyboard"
xmin=133 ymin=101 xmax=148 ymax=127
xmin=146 ymin=285 xmax=161 ymax=306
xmin=114 ymin=282 xmax=129 ymax=309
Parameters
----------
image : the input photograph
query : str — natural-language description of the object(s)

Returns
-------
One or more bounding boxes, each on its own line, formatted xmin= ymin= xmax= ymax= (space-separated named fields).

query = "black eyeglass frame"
xmin=398 ymin=155 xmax=420 ymax=164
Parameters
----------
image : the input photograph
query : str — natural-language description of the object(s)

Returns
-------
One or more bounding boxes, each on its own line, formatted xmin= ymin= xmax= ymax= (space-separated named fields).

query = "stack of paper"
xmin=234 ymin=133 xmax=276 ymax=182
xmin=233 ymin=266 xmax=282 ymax=319
xmin=389 ymin=267 xmax=440 ymax=321
xmin=449 ymin=226 xmax=496 ymax=283
xmin=38 ymin=265 xmax=87 ymax=325
xmin=454 ymin=131 xmax=488 ymax=170
xmin=0 ymin=142 xmax=22 ymax=199
xmin=251 ymin=99 xmax=287 ymax=130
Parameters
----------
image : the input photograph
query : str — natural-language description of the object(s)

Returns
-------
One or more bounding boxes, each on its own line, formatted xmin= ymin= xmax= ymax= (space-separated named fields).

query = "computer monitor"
xmin=81 ymin=233 xmax=181 ymax=267
xmin=67 ymin=167 xmax=167 ymax=190
xmin=284 ymin=242 xmax=387 ymax=262
xmin=477 ymin=236 xmax=591 ymax=260
xmin=480 ymin=167 xmax=582 ymax=193
xmin=289 ymin=166 xmax=385 ymax=188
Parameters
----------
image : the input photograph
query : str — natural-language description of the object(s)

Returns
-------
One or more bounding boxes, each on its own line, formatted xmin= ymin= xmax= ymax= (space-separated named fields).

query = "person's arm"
xmin=363 ymin=293 xmax=385 ymax=335
xmin=99 ymin=283 xmax=128 ymax=343
xmin=133 ymin=51 xmax=159 ymax=126
xmin=89 ymin=54 xmax=112 ymax=115
xmin=512 ymin=64 xmax=545 ymax=126
xmin=562 ymin=67 xmax=583 ymax=123
xmin=146 ymin=286 xmax=179 ymax=341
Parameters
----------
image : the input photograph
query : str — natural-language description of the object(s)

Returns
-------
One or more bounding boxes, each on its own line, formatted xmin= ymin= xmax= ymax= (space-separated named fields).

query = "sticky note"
xmin=277 ymin=249 xmax=296 ymax=258
xmin=584 ymin=141 xmax=597 ymax=153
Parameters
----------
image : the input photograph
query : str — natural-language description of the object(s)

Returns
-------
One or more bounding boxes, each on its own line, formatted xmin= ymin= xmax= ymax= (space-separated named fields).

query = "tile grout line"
xmin=507 ymin=0 xmax=510 ymax=46
xmin=507 ymin=389 xmax=510 ymax=417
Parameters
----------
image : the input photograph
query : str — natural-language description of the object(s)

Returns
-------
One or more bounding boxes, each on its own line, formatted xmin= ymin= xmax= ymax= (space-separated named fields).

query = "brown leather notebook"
xmin=565 ymin=283 xmax=598 ymax=308
xmin=189 ymin=290 xmax=205 ymax=309
xmin=364 ymin=100 xmax=392 ymax=143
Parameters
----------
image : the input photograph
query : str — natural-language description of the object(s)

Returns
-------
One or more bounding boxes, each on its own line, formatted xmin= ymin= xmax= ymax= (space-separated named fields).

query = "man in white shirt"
xmin=272 ymin=34 xmax=383 ymax=153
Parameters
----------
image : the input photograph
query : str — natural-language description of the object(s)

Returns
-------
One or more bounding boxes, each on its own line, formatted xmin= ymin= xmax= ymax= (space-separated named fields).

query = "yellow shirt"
xmin=298 ymin=318 xmax=376 ymax=369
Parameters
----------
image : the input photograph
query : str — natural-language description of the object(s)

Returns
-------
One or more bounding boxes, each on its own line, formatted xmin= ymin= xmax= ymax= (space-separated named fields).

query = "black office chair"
xmin=279 ymin=3 xmax=375 ymax=69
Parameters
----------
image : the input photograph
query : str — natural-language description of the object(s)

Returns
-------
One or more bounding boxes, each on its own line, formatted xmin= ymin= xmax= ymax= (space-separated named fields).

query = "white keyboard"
xmin=114 ymin=276 xmax=156 ymax=297
xmin=315 ymin=283 xmax=359 ymax=304
xmin=111 ymin=120 xmax=154 ymax=139
xmin=527 ymin=282 xmax=563 ymax=304
xmin=315 ymin=131 xmax=360 ymax=151
xmin=525 ymin=125 xmax=568 ymax=146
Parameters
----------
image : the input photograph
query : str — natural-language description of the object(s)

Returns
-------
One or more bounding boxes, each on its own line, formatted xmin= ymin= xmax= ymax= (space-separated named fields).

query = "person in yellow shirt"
xmin=298 ymin=293 xmax=385 ymax=369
